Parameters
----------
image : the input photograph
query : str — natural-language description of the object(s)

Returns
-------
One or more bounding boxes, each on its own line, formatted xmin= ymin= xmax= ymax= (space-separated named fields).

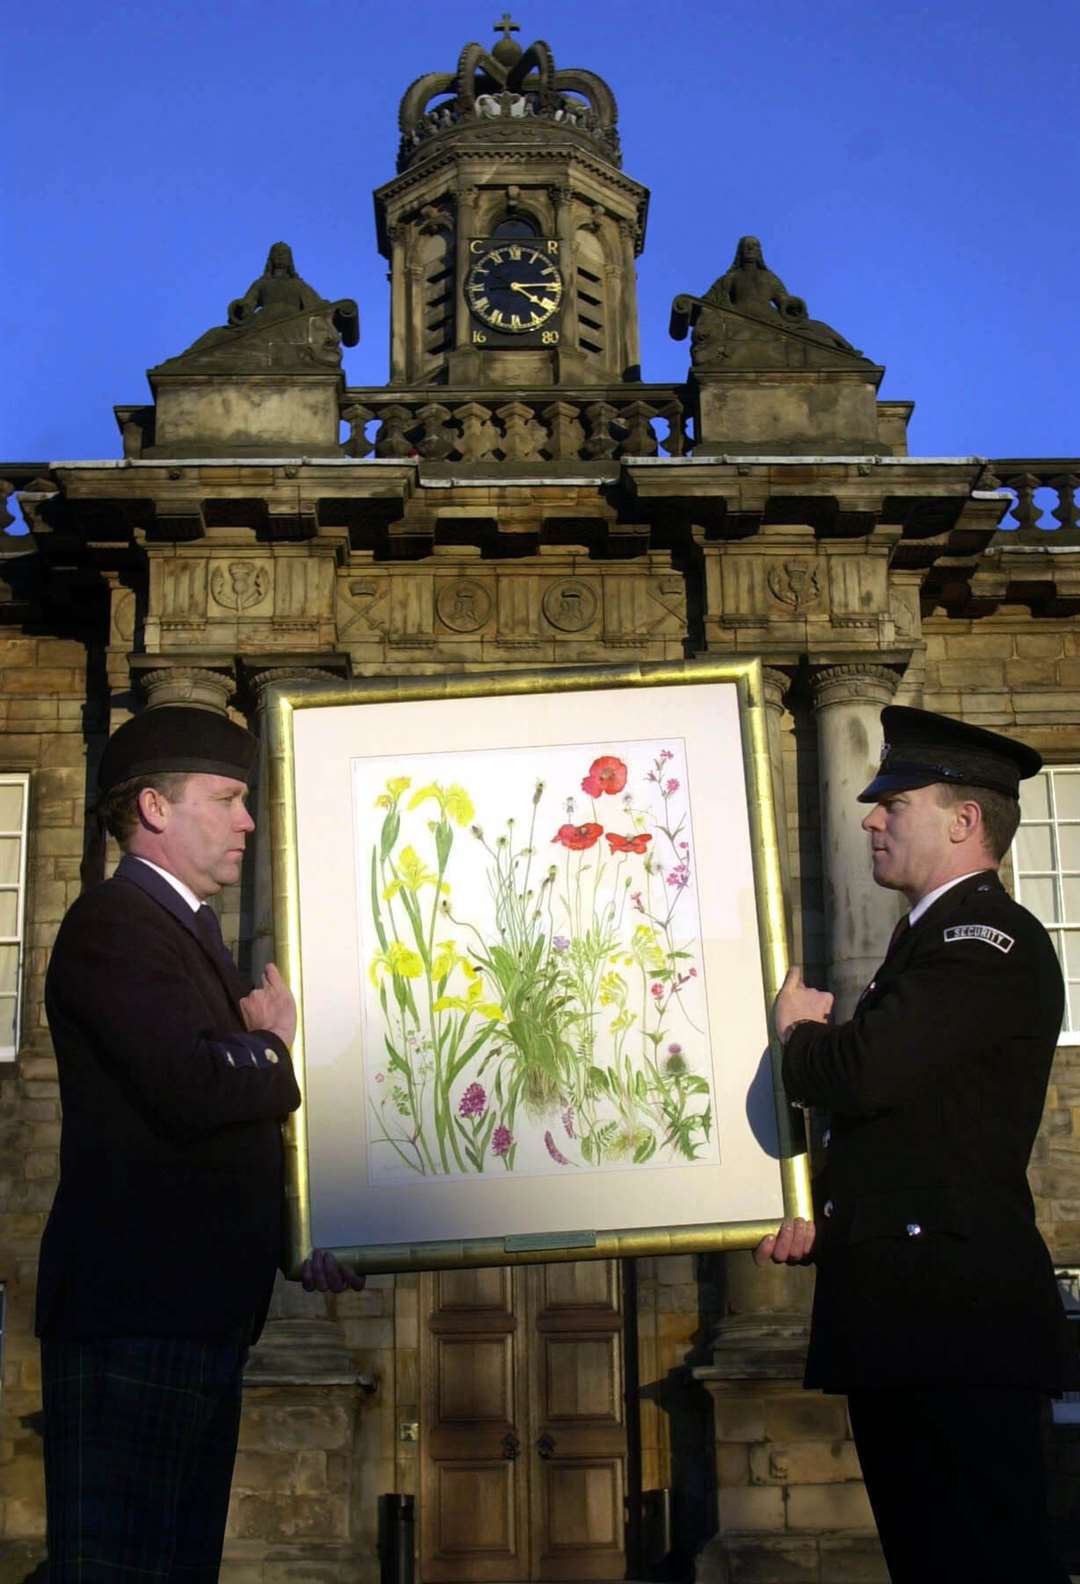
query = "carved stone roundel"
xmin=210 ymin=561 xmax=269 ymax=613
xmin=436 ymin=578 xmax=492 ymax=633
xmin=542 ymin=579 xmax=598 ymax=633
xmin=767 ymin=559 xmax=820 ymax=612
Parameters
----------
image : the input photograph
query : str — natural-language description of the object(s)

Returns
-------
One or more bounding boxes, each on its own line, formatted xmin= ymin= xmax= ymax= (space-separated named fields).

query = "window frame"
xmin=1013 ymin=764 xmax=1080 ymax=1045
xmin=0 ymin=772 xmax=30 ymax=1062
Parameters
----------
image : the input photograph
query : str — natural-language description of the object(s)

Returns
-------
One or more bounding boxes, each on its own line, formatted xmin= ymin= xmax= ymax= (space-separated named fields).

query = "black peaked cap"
xmin=858 ymin=706 xmax=1041 ymax=803
xmin=98 ymin=705 xmax=257 ymax=795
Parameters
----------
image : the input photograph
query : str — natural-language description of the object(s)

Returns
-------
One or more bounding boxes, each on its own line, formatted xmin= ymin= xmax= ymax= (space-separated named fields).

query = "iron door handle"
xmin=502 ymin=1431 xmax=521 ymax=1460
xmin=537 ymin=1432 xmax=556 ymax=1459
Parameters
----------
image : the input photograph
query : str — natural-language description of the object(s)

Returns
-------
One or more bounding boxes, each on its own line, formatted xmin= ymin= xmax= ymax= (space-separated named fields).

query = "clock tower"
xmin=374 ymin=15 xmax=648 ymax=387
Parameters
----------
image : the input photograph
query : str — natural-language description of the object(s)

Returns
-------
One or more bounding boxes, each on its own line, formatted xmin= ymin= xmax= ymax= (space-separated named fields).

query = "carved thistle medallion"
xmin=210 ymin=561 xmax=270 ymax=613
xmin=767 ymin=559 xmax=821 ymax=613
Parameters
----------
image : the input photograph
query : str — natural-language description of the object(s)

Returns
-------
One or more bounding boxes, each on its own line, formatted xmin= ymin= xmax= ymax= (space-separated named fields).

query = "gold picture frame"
xmin=266 ymin=657 xmax=811 ymax=1276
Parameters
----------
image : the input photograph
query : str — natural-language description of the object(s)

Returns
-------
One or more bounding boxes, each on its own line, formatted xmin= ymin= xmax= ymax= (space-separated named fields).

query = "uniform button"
xmin=822 ymin=1128 xmax=832 ymax=1149
xmin=868 ymin=981 xmax=876 ymax=991
xmin=264 ymin=1048 xmax=280 ymax=1064
xmin=906 ymin=1222 xmax=922 ymax=1237
xmin=823 ymin=1199 xmax=835 ymax=1217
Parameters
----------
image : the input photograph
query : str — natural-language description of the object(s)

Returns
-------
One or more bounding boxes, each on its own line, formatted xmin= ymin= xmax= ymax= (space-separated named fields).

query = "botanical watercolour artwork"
xmin=352 ymin=738 xmax=719 ymax=1187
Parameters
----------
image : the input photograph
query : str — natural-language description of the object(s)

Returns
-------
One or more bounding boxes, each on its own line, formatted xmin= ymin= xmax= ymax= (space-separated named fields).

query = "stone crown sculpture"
xmin=153 ymin=242 xmax=360 ymax=374
xmin=396 ymin=13 xmax=621 ymax=171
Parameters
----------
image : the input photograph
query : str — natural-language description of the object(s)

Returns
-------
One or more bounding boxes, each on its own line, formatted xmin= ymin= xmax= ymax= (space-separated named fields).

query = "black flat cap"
xmin=98 ymin=706 xmax=257 ymax=795
xmin=858 ymin=706 xmax=1041 ymax=803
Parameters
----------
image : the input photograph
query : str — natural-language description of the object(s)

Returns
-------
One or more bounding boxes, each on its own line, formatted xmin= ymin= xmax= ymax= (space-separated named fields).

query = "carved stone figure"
xmin=670 ymin=236 xmax=870 ymax=369
xmin=154 ymin=243 xmax=360 ymax=373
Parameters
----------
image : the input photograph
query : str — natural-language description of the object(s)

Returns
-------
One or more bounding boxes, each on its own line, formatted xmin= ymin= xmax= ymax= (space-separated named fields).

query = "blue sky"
xmin=4 ymin=0 xmax=1078 ymax=462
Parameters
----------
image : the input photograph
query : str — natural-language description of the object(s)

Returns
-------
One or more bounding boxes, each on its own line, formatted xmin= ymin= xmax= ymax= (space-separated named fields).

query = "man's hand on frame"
xmin=300 ymin=1248 xmax=367 ymax=1293
xmin=753 ymin=1217 xmax=816 ymax=1266
xmin=773 ymin=965 xmax=834 ymax=1044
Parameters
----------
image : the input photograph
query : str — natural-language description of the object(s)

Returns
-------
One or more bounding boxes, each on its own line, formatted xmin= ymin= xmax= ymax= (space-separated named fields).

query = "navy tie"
xmin=194 ymin=905 xmax=247 ymax=1002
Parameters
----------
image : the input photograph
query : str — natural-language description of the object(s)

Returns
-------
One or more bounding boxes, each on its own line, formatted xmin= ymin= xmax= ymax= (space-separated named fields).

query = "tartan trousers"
xmin=41 ymin=1336 xmax=247 ymax=1583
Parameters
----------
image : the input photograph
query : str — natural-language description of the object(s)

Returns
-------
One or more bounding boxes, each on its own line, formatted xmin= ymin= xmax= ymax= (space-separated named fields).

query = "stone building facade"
xmin=1 ymin=20 xmax=1079 ymax=1584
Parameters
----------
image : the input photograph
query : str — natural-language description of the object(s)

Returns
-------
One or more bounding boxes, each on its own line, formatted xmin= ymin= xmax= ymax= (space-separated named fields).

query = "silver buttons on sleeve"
xmin=905 ymin=1222 xmax=922 ymax=1237
xmin=823 ymin=1199 xmax=835 ymax=1217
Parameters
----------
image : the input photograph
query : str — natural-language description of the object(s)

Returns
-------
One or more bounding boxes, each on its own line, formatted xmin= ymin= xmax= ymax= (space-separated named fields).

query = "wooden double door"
xmin=419 ymin=1260 xmax=630 ymax=1581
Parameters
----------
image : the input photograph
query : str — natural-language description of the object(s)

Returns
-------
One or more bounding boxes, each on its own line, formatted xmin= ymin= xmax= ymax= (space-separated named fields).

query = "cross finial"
xmin=494 ymin=12 xmax=520 ymax=41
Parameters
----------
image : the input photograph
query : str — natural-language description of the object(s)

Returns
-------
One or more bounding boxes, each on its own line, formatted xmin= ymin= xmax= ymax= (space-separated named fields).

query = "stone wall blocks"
xmin=7 ymin=700 xmax=60 ymax=724
xmin=0 ymin=671 xmax=83 ymax=697
xmin=227 ymin=1494 xmax=347 ymax=1543
xmin=749 ymin=1439 xmax=863 ymax=1486
xmin=237 ymin=1402 xmax=352 ymax=1453
xmin=716 ymin=1484 xmax=786 ymax=1532
xmin=817 ymin=1534 xmax=891 ymax=1581
xmin=712 ymin=1395 xmax=767 ymax=1443
xmin=935 ymin=661 xmax=1007 ymax=689
xmin=1016 ymin=634 xmax=1067 ymax=660
xmin=785 ymin=1482 xmax=877 ymax=1533
xmin=763 ymin=1394 xmax=850 ymax=1443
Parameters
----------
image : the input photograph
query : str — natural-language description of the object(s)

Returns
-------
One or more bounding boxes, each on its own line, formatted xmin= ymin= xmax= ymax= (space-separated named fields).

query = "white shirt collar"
xmin=909 ymin=870 xmax=992 ymax=927
xmin=129 ymin=855 xmax=203 ymax=914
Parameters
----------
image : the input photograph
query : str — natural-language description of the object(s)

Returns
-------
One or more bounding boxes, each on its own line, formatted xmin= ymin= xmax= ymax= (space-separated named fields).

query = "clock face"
xmin=466 ymin=241 xmax=564 ymax=335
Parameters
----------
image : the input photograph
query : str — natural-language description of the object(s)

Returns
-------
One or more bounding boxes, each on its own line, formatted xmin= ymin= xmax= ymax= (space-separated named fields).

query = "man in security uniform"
xmin=36 ymin=705 xmax=358 ymax=1583
xmin=759 ymin=707 xmax=1071 ymax=1582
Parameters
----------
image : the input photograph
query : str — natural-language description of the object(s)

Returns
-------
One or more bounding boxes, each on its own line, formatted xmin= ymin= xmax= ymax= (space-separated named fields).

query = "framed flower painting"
xmin=266 ymin=658 xmax=810 ymax=1274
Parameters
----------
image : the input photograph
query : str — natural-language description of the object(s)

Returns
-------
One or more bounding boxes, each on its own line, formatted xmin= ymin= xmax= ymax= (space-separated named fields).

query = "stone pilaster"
xmin=761 ymin=667 xmax=795 ymax=905
xmin=810 ymin=663 xmax=902 ymax=1018
xmin=249 ymin=667 xmax=340 ymax=978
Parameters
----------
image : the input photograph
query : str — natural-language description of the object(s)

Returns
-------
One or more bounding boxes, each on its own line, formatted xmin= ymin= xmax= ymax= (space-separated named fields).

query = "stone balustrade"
xmin=339 ymin=386 xmax=692 ymax=465
xmin=988 ymin=462 xmax=1080 ymax=535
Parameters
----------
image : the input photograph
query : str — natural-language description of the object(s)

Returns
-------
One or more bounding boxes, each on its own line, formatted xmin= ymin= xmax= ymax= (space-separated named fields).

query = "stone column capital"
xmin=760 ymin=666 xmax=794 ymax=714
xmin=250 ymin=666 xmax=341 ymax=711
xmin=138 ymin=666 xmax=235 ymax=714
xmin=810 ymin=663 xmax=900 ymax=711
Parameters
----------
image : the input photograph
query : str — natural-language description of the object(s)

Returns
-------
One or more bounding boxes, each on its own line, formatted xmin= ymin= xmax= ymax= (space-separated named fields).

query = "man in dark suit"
xmin=758 ymin=707 xmax=1071 ymax=1582
xmin=37 ymin=705 xmax=358 ymax=1583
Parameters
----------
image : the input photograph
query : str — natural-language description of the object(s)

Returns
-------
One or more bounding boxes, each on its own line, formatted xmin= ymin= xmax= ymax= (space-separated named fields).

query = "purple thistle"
xmin=544 ymin=1130 xmax=572 ymax=1166
xmin=458 ymin=1082 xmax=487 ymax=1119
xmin=561 ymin=1105 xmax=576 ymax=1139
xmin=552 ymin=934 xmax=570 ymax=952
xmin=492 ymin=1125 xmax=513 ymax=1157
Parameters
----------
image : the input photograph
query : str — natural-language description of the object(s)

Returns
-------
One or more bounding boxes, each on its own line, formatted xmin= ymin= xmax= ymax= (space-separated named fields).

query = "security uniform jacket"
xmin=37 ymin=855 xmax=301 ymax=1344
xmin=783 ymin=870 xmax=1069 ymax=1393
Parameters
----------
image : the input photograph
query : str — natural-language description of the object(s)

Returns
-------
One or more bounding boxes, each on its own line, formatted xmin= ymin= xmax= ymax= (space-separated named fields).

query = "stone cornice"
xmin=373 ymin=144 xmax=649 ymax=254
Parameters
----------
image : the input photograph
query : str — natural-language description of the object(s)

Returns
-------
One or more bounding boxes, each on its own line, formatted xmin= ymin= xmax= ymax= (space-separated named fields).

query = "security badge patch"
xmin=943 ymin=924 xmax=1015 ymax=954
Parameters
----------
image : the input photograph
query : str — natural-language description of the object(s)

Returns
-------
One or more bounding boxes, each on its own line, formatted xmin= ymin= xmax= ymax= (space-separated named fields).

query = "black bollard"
xmin=377 ymin=1493 xmax=415 ymax=1584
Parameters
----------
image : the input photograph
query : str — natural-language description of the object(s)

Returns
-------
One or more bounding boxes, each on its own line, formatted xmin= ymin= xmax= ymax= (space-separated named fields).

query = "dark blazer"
xmin=37 ymin=855 xmax=301 ymax=1343
xmin=783 ymin=870 xmax=1070 ymax=1392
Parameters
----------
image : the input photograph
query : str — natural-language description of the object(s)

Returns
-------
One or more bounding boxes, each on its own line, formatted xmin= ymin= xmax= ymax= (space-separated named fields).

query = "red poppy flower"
xmin=605 ymin=831 xmax=653 ymax=854
xmin=552 ymin=822 xmax=603 ymax=851
xmin=581 ymin=756 xmax=627 ymax=797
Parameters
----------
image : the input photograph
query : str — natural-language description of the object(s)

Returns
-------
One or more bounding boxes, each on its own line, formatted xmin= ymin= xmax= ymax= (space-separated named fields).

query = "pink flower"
xmin=630 ymin=890 xmax=644 ymax=913
xmin=665 ymin=778 xmax=680 ymax=794
xmin=650 ymin=982 xmax=665 ymax=999
xmin=544 ymin=1130 xmax=572 ymax=1166
xmin=458 ymin=1082 xmax=487 ymax=1119
xmin=492 ymin=1125 xmax=513 ymax=1157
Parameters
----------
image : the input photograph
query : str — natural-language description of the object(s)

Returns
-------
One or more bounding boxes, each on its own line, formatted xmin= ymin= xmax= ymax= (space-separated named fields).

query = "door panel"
xmin=420 ymin=1260 xmax=628 ymax=1582
xmin=421 ymin=1267 xmax=529 ymax=1581
xmin=528 ymin=1263 xmax=627 ymax=1581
